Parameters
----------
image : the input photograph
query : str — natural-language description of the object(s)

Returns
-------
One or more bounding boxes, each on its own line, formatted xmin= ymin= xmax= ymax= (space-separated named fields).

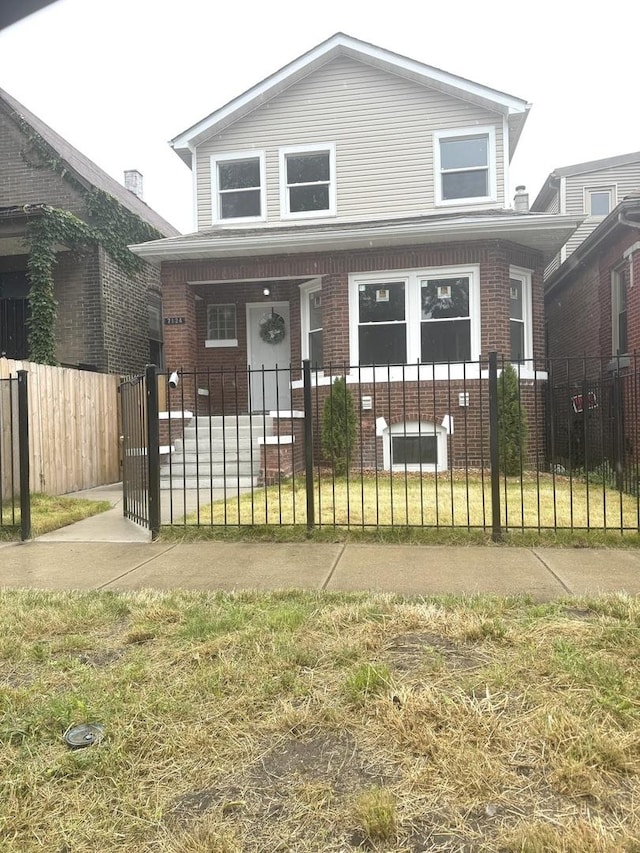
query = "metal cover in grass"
xmin=63 ymin=723 xmax=105 ymax=749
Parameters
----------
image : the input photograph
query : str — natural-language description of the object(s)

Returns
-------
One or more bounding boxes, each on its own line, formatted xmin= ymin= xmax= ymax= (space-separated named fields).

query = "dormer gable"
xmin=172 ymin=34 xmax=530 ymax=231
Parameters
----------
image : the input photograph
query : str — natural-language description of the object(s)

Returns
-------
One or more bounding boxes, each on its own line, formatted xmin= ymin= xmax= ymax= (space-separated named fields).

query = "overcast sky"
xmin=0 ymin=0 xmax=637 ymax=234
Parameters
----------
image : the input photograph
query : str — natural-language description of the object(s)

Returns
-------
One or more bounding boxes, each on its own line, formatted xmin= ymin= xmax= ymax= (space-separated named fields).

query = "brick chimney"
xmin=124 ymin=170 xmax=144 ymax=200
xmin=514 ymin=185 xmax=529 ymax=213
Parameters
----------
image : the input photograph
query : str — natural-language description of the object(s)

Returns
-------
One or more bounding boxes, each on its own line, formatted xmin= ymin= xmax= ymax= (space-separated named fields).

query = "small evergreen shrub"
xmin=321 ymin=376 xmax=357 ymax=476
xmin=497 ymin=363 xmax=528 ymax=475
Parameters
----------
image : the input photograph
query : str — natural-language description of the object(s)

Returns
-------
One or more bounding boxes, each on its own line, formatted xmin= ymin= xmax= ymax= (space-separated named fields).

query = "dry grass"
xmin=0 ymin=493 xmax=110 ymax=540
xmin=180 ymin=473 xmax=640 ymax=537
xmin=2 ymin=589 xmax=640 ymax=851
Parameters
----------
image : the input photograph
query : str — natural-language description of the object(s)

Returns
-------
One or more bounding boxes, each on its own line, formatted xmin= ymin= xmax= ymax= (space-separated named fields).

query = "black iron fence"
xmin=142 ymin=354 xmax=640 ymax=538
xmin=0 ymin=370 xmax=30 ymax=540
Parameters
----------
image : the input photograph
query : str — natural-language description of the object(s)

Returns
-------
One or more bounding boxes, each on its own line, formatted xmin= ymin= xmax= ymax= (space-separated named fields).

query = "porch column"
xmin=160 ymin=265 xmax=197 ymax=415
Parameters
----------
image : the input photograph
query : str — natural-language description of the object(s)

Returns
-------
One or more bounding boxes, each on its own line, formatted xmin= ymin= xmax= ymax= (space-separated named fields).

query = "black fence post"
xmin=488 ymin=352 xmax=502 ymax=542
xmin=303 ymin=359 xmax=315 ymax=531
xmin=17 ymin=370 xmax=31 ymax=542
xmin=146 ymin=364 xmax=161 ymax=539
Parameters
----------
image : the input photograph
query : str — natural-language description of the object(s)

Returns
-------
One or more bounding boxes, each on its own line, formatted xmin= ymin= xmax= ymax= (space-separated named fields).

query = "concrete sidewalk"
xmin=1 ymin=538 xmax=640 ymax=599
xmin=2 ymin=482 xmax=637 ymax=598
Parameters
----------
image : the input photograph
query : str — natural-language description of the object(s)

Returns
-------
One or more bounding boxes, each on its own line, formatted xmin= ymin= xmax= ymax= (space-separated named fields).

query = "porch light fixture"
xmin=263 ymin=287 xmax=271 ymax=296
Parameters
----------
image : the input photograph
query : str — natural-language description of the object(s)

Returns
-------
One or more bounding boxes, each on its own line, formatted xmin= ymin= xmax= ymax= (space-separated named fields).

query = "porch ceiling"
xmin=130 ymin=213 xmax=584 ymax=263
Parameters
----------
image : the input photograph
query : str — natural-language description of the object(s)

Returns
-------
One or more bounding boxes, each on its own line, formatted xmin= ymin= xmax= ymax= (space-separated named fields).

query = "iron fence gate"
xmin=119 ymin=365 xmax=160 ymax=537
xmin=0 ymin=370 xmax=30 ymax=540
xmin=154 ymin=354 xmax=640 ymax=539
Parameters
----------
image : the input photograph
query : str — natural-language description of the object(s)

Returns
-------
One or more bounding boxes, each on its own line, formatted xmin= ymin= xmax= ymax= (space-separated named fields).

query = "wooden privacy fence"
xmin=0 ymin=358 xmax=120 ymax=495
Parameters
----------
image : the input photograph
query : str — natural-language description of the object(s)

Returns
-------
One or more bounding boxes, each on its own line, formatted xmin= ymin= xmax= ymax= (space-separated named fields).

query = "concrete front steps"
xmin=160 ymin=415 xmax=273 ymax=491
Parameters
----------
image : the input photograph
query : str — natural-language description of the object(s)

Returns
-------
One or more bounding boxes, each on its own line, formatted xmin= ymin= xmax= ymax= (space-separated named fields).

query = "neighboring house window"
xmin=351 ymin=266 xmax=481 ymax=366
xmin=357 ymin=280 xmax=407 ymax=365
xmin=434 ymin=127 xmax=496 ymax=205
xmin=612 ymin=264 xmax=629 ymax=355
xmin=148 ymin=299 xmax=164 ymax=369
xmin=383 ymin=421 xmax=448 ymax=472
xmin=509 ymin=268 xmax=533 ymax=363
xmin=586 ymin=187 xmax=615 ymax=217
xmin=211 ymin=152 xmax=265 ymax=222
xmin=280 ymin=144 xmax=336 ymax=218
xmin=206 ymin=304 xmax=238 ymax=347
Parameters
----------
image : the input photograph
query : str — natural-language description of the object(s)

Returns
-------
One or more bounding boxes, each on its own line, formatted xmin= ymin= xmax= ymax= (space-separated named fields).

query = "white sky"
xmin=0 ymin=0 xmax=637 ymax=234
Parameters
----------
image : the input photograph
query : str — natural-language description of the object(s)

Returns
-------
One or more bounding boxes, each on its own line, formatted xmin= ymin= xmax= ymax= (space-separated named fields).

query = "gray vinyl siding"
xmin=195 ymin=57 xmax=505 ymax=230
xmin=563 ymin=162 xmax=640 ymax=257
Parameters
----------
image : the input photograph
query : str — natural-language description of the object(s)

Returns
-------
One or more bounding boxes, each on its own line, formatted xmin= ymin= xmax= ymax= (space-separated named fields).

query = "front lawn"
xmin=173 ymin=473 xmax=640 ymax=544
xmin=0 ymin=493 xmax=111 ymax=540
xmin=1 ymin=589 xmax=639 ymax=851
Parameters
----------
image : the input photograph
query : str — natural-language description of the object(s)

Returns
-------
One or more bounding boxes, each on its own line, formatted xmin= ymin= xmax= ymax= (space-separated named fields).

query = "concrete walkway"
xmin=0 ymin=482 xmax=638 ymax=598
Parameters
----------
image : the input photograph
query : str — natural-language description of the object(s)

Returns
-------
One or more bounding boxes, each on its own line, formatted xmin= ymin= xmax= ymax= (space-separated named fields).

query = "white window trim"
xmin=509 ymin=266 xmax=533 ymax=364
xmin=205 ymin=303 xmax=238 ymax=348
xmin=383 ymin=421 xmax=448 ymax=473
xmin=299 ymin=278 xmax=323 ymax=365
xmin=348 ymin=265 xmax=481 ymax=373
xmin=210 ymin=150 xmax=266 ymax=224
xmin=433 ymin=126 xmax=497 ymax=207
xmin=612 ymin=263 xmax=629 ymax=356
xmin=279 ymin=143 xmax=336 ymax=220
xmin=584 ymin=185 xmax=616 ymax=217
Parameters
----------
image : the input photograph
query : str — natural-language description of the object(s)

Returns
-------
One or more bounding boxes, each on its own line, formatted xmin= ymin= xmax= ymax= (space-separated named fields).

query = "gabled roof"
xmin=0 ymin=87 xmax=180 ymax=237
xmin=171 ymin=33 xmax=530 ymax=167
xmin=532 ymin=151 xmax=640 ymax=212
xmin=545 ymin=195 xmax=640 ymax=295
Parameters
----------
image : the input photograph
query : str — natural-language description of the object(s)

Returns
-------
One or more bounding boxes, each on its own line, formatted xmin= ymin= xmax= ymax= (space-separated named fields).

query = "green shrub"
xmin=321 ymin=377 xmax=357 ymax=476
xmin=498 ymin=363 xmax=528 ymax=475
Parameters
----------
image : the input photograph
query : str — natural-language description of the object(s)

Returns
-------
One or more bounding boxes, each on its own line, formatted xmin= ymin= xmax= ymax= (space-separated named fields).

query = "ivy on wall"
xmin=17 ymin=116 xmax=162 ymax=364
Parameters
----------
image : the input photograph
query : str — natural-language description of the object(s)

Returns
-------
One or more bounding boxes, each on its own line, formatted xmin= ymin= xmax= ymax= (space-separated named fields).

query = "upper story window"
xmin=434 ymin=127 xmax=497 ymax=206
xmin=585 ymin=186 xmax=615 ymax=217
xmin=280 ymin=144 xmax=336 ymax=219
xmin=612 ymin=263 xmax=629 ymax=355
xmin=211 ymin=152 xmax=265 ymax=223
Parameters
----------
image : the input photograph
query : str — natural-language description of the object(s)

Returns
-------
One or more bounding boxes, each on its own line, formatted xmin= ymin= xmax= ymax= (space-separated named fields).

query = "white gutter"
xmin=130 ymin=214 xmax=583 ymax=262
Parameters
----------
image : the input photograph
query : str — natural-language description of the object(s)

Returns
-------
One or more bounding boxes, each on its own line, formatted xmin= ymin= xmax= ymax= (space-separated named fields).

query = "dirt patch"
xmin=77 ymin=649 xmax=124 ymax=667
xmin=386 ymin=632 xmax=488 ymax=672
xmin=251 ymin=730 xmax=386 ymax=793
xmin=169 ymin=786 xmax=243 ymax=824
xmin=562 ymin=607 xmax=595 ymax=620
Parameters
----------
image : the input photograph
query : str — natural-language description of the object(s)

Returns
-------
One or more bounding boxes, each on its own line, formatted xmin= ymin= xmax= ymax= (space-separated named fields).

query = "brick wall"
xmin=545 ymin=225 xmax=640 ymax=361
xmin=161 ymin=239 xmax=545 ymax=372
xmin=0 ymin=101 xmax=161 ymax=375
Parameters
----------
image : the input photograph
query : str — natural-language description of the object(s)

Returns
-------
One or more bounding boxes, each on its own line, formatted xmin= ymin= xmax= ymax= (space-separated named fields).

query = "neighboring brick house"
xmin=545 ymin=195 xmax=640 ymax=363
xmin=0 ymin=87 xmax=179 ymax=373
xmin=132 ymin=33 xmax=580 ymax=472
xmin=542 ymin=196 xmax=640 ymax=479
xmin=531 ymin=151 xmax=640 ymax=278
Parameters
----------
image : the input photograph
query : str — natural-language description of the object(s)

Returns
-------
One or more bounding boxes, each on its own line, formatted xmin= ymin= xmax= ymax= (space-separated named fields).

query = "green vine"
xmin=17 ymin=115 xmax=164 ymax=363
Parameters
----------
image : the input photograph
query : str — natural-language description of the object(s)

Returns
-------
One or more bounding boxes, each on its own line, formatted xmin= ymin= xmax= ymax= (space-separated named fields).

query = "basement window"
xmin=384 ymin=421 xmax=448 ymax=472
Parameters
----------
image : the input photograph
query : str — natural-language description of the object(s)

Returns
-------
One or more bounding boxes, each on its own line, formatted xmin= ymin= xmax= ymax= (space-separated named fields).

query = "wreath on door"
xmin=259 ymin=310 xmax=286 ymax=345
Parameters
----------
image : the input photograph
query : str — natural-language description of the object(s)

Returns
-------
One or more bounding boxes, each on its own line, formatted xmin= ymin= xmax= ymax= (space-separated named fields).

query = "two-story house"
xmin=132 ymin=33 xmax=580 ymax=473
xmin=0 ymin=87 xmax=179 ymax=373
xmin=532 ymin=151 xmax=640 ymax=278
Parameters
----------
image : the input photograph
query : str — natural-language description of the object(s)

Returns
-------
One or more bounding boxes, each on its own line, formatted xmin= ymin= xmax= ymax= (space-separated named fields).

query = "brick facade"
xmin=0 ymin=96 xmax=166 ymax=374
xmin=161 ymin=239 xmax=545 ymax=374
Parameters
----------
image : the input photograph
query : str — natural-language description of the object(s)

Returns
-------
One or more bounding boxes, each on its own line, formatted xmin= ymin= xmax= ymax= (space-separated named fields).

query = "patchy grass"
xmin=1 ymin=589 xmax=640 ymax=851
xmin=0 ymin=493 xmax=110 ymax=540
xmin=162 ymin=473 xmax=640 ymax=547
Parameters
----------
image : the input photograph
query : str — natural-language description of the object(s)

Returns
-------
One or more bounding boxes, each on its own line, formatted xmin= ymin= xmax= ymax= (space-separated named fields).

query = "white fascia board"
xmin=129 ymin=214 xmax=584 ymax=261
xmin=170 ymin=34 xmax=529 ymax=153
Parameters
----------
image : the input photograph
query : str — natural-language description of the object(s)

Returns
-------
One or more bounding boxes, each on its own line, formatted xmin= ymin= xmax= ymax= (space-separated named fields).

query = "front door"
xmin=247 ymin=302 xmax=291 ymax=412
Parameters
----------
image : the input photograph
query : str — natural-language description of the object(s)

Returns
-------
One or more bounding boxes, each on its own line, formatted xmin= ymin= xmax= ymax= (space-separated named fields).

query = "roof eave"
xmin=130 ymin=215 xmax=583 ymax=264
xmin=170 ymin=33 xmax=530 ymax=158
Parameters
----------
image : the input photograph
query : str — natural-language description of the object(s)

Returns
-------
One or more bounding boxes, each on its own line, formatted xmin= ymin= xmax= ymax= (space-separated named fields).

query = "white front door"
xmin=246 ymin=302 xmax=291 ymax=412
